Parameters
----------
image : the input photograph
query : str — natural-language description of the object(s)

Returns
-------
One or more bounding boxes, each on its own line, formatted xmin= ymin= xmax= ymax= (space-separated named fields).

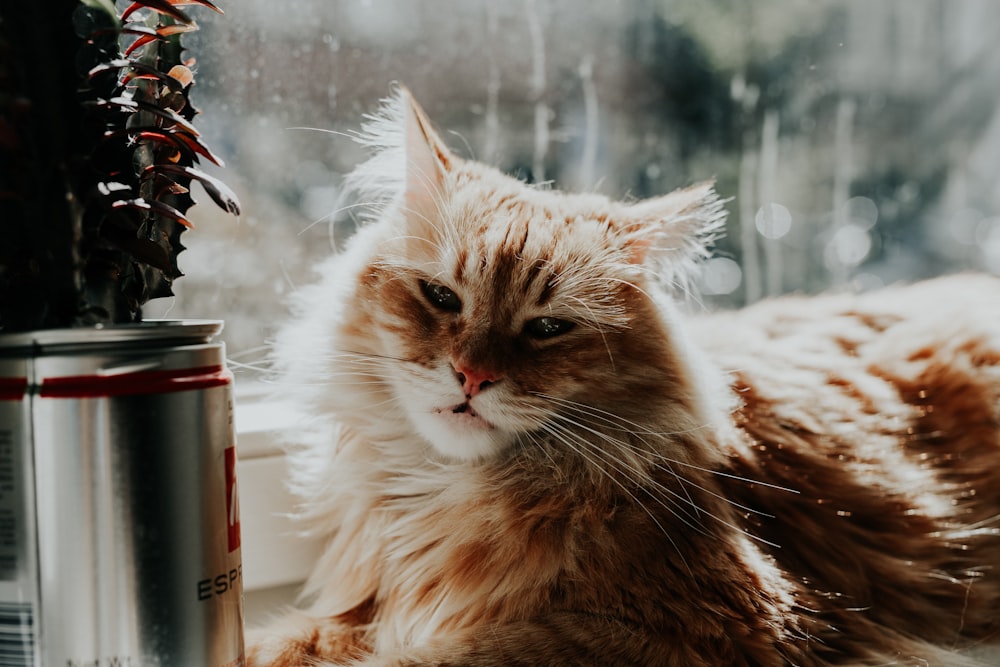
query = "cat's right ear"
xmin=399 ymin=86 xmax=453 ymax=234
xmin=620 ymin=181 xmax=727 ymax=287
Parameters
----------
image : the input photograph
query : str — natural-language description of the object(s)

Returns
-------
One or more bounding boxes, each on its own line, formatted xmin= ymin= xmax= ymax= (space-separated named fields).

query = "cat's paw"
xmin=244 ymin=611 xmax=369 ymax=667
xmin=245 ymin=626 xmax=310 ymax=667
xmin=244 ymin=634 xmax=302 ymax=667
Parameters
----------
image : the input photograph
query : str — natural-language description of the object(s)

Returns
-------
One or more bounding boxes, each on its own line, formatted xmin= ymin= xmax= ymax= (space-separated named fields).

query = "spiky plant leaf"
xmin=0 ymin=0 xmax=239 ymax=331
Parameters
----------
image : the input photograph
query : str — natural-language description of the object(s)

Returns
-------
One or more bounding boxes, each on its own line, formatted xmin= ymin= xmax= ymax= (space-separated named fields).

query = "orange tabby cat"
xmin=249 ymin=87 xmax=1000 ymax=666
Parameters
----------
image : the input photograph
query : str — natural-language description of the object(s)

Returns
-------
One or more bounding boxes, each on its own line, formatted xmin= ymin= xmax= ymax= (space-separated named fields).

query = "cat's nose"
xmin=453 ymin=364 xmax=500 ymax=398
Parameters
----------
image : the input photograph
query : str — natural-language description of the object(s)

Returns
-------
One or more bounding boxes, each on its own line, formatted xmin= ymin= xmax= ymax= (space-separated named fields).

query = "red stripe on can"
xmin=224 ymin=446 xmax=241 ymax=553
xmin=0 ymin=378 xmax=28 ymax=401
xmin=40 ymin=365 xmax=232 ymax=398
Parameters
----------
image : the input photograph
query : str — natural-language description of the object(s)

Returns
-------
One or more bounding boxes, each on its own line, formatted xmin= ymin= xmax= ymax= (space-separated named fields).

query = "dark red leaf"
xmin=143 ymin=164 xmax=241 ymax=215
xmin=171 ymin=0 xmax=225 ymax=15
xmin=141 ymin=170 xmax=191 ymax=200
xmin=157 ymin=23 xmax=199 ymax=37
xmin=121 ymin=25 xmax=159 ymax=38
xmin=104 ymin=127 xmax=221 ymax=167
xmin=88 ymin=58 xmax=132 ymax=78
xmin=103 ymin=128 xmax=177 ymax=160
xmin=111 ymin=198 xmax=194 ymax=228
xmin=84 ymin=97 xmax=140 ymax=114
xmin=125 ymin=99 xmax=200 ymax=136
xmin=88 ymin=60 xmax=184 ymax=92
xmin=121 ymin=1 xmax=193 ymax=24
xmin=159 ymin=179 xmax=191 ymax=197
xmin=121 ymin=24 xmax=197 ymax=56
xmin=171 ymin=130 xmax=225 ymax=167
xmin=123 ymin=33 xmax=158 ymax=57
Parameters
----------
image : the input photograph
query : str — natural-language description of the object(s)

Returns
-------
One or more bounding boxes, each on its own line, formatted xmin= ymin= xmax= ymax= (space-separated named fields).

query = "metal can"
xmin=0 ymin=320 xmax=244 ymax=667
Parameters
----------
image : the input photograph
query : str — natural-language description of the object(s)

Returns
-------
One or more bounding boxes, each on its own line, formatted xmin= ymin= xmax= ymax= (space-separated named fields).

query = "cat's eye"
xmin=525 ymin=316 xmax=575 ymax=339
xmin=420 ymin=281 xmax=462 ymax=312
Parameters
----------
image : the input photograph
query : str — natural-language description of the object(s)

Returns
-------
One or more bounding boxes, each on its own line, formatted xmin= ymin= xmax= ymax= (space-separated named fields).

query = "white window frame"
xmin=235 ymin=382 xmax=323 ymax=598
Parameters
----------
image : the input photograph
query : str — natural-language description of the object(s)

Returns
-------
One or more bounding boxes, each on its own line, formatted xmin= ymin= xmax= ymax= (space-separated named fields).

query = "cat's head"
xmin=327 ymin=86 xmax=726 ymax=463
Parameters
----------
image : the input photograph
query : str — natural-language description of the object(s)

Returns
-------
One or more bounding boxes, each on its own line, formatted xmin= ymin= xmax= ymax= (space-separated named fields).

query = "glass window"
xmin=148 ymin=0 xmax=1000 ymax=373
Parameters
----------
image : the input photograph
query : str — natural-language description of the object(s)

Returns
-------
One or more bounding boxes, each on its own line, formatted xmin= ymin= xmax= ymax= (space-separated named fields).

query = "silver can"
xmin=0 ymin=321 xmax=244 ymax=667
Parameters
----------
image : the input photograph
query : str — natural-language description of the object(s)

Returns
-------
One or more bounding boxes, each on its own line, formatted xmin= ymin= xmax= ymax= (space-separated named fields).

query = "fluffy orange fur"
xmin=249 ymin=87 xmax=1000 ymax=666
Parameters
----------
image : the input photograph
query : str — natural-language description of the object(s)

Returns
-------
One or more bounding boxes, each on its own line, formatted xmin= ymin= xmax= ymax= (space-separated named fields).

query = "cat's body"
xmin=248 ymin=88 xmax=1000 ymax=666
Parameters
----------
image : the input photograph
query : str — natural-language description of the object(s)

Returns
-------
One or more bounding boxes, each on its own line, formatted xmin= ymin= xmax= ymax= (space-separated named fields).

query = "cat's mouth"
xmin=435 ymin=401 xmax=494 ymax=429
xmin=451 ymin=402 xmax=474 ymax=415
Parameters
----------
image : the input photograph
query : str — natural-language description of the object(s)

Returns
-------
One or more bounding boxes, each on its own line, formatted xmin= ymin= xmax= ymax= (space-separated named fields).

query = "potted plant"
xmin=0 ymin=2 xmax=244 ymax=665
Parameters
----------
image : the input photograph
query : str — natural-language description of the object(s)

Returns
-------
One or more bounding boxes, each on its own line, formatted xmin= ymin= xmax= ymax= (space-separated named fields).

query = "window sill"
xmin=235 ymin=384 xmax=323 ymax=594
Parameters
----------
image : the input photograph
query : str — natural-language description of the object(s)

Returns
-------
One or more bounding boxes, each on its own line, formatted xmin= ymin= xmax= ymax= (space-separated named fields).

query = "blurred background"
xmin=150 ymin=0 xmax=1000 ymax=370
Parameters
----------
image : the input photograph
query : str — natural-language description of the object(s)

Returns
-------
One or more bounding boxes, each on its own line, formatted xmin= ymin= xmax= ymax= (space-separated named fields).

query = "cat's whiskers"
xmin=228 ymin=344 xmax=272 ymax=360
xmin=323 ymin=355 xmax=395 ymax=375
xmin=540 ymin=414 xmax=712 ymax=537
xmin=530 ymin=394 xmax=708 ymax=502
xmin=354 ymin=394 xmax=407 ymax=413
xmin=534 ymin=396 xmax=788 ymax=546
xmin=297 ymin=201 xmax=384 ymax=237
xmin=331 ymin=349 xmax=417 ymax=364
xmin=536 ymin=393 xmax=711 ymax=438
xmin=378 ymin=231 xmax=452 ymax=261
xmin=326 ymin=363 xmax=393 ymax=376
xmin=316 ymin=375 xmax=394 ymax=386
xmin=527 ymin=417 xmax=694 ymax=575
xmin=564 ymin=295 xmax=616 ymax=371
xmin=285 ymin=126 xmax=356 ymax=141
xmin=273 ymin=377 xmax=396 ymax=392
xmin=559 ymin=415 xmax=782 ymax=526
xmin=223 ymin=362 xmax=394 ymax=389
xmin=225 ymin=359 xmax=274 ymax=374
xmin=546 ymin=266 xmax=630 ymax=328
xmin=524 ymin=406 xmax=711 ymax=536
xmin=513 ymin=431 xmax=566 ymax=481
xmin=396 ymin=173 xmax=462 ymax=249
xmin=534 ymin=395 xmax=716 ymax=515
xmin=663 ymin=468 xmax=775 ymax=520
xmin=537 ymin=395 xmax=795 ymax=491
xmin=599 ymin=275 xmax=655 ymax=302
xmin=651 ymin=455 xmax=801 ymax=495
xmin=272 ymin=349 xmax=407 ymax=393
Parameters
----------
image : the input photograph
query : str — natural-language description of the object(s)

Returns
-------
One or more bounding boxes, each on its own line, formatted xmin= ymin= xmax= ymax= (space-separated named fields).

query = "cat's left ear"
xmin=399 ymin=86 xmax=454 ymax=226
xmin=621 ymin=181 xmax=726 ymax=282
